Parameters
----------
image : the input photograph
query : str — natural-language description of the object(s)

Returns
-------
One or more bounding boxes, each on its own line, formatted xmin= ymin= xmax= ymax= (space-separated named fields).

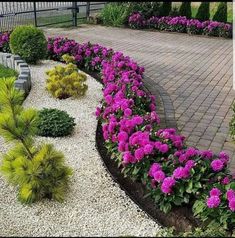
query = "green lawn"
xmin=36 ymin=14 xmax=88 ymax=28
xmin=173 ymin=2 xmax=233 ymax=23
xmin=0 ymin=64 xmax=18 ymax=78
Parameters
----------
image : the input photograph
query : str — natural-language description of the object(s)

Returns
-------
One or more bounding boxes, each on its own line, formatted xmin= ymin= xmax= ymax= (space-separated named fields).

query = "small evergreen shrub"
xmin=10 ymin=25 xmax=47 ymax=64
xmin=195 ymin=2 xmax=210 ymax=21
xmin=36 ymin=108 xmax=76 ymax=137
xmin=0 ymin=77 xmax=72 ymax=204
xmin=179 ymin=2 xmax=192 ymax=19
xmin=46 ymin=54 xmax=88 ymax=99
xmin=159 ymin=2 xmax=172 ymax=17
xmin=213 ymin=2 xmax=227 ymax=23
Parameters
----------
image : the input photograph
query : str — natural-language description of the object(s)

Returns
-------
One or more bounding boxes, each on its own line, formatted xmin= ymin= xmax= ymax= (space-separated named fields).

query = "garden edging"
xmin=0 ymin=52 xmax=31 ymax=95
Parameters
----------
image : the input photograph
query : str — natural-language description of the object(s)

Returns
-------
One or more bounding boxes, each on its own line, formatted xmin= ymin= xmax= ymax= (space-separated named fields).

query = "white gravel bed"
xmin=0 ymin=60 xmax=161 ymax=237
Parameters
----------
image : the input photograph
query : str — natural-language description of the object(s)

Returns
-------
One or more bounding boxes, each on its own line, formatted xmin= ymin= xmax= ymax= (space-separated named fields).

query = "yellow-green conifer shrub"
xmin=46 ymin=54 xmax=88 ymax=99
xmin=0 ymin=77 xmax=72 ymax=204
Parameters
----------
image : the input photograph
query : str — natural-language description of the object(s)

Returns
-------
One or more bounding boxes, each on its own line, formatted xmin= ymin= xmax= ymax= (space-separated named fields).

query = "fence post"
xmin=86 ymin=2 xmax=90 ymax=20
xmin=33 ymin=2 xmax=37 ymax=27
xmin=72 ymin=2 xmax=78 ymax=27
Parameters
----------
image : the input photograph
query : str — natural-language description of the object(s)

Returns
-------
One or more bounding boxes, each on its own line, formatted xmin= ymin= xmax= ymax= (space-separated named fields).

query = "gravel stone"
xmin=0 ymin=60 xmax=162 ymax=237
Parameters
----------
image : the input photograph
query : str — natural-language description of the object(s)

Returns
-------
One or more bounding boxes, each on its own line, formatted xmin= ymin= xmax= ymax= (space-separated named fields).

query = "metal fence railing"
xmin=0 ymin=2 xmax=106 ymax=31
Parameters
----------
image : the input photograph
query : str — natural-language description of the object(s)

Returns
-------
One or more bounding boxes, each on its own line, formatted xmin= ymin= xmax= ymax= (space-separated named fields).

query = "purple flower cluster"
xmin=47 ymin=37 xmax=77 ymax=60
xmin=128 ymin=13 xmax=232 ymax=38
xmin=0 ymin=31 xmax=11 ymax=53
xmin=47 ymin=38 xmax=114 ymax=71
xmin=128 ymin=12 xmax=147 ymax=29
xmin=206 ymin=187 xmax=235 ymax=212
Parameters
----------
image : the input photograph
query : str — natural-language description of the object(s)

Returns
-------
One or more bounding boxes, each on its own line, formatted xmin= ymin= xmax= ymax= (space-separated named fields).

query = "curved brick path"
xmin=44 ymin=25 xmax=235 ymax=172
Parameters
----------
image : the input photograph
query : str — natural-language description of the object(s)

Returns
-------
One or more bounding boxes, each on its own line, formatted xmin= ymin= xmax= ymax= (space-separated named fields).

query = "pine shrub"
xmin=46 ymin=54 xmax=88 ymax=99
xmin=159 ymin=2 xmax=172 ymax=17
xmin=36 ymin=108 xmax=76 ymax=137
xmin=0 ymin=77 xmax=72 ymax=204
xmin=10 ymin=25 xmax=47 ymax=64
xmin=179 ymin=2 xmax=192 ymax=19
xmin=195 ymin=2 xmax=210 ymax=21
xmin=213 ymin=2 xmax=227 ymax=23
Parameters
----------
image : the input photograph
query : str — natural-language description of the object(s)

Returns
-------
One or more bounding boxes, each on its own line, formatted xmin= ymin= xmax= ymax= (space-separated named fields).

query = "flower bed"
xmin=45 ymin=36 xmax=235 ymax=231
xmin=1 ymin=33 xmax=234 ymax=232
xmin=129 ymin=12 xmax=232 ymax=38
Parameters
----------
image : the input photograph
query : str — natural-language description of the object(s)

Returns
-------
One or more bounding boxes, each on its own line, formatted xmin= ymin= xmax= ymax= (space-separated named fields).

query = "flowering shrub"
xmin=203 ymin=21 xmax=232 ymax=38
xmin=128 ymin=12 xmax=232 ymax=38
xmin=128 ymin=12 xmax=146 ymax=29
xmin=193 ymin=181 xmax=235 ymax=229
xmin=187 ymin=19 xmax=204 ymax=35
xmin=47 ymin=37 xmax=78 ymax=61
xmin=0 ymin=31 xmax=11 ymax=53
xmin=146 ymin=149 xmax=232 ymax=213
xmin=47 ymin=39 xmax=114 ymax=72
xmin=25 ymin=35 xmax=235 ymax=229
xmin=168 ymin=16 xmax=187 ymax=33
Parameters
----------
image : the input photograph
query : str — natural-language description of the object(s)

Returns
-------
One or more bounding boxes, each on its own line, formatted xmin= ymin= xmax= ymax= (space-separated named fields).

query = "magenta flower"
xmin=221 ymin=176 xmax=230 ymax=185
xmin=226 ymin=189 xmax=235 ymax=201
xmin=124 ymin=108 xmax=132 ymax=117
xmin=219 ymin=151 xmax=230 ymax=164
xmin=173 ymin=167 xmax=189 ymax=179
xmin=148 ymin=163 xmax=162 ymax=177
xmin=228 ymin=198 xmax=235 ymax=212
xmin=117 ymin=131 xmax=128 ymax=142
xmin=144 ymin=144 xmax=154 ymax=155
xmin=161 ymin=177 xmax=176 ymax=194
xmin=123 ymin=151 xmax=134 ymax=164
xmin=207 ymin=196 xmax=221 ymax=208
xmin=209 ymin=188 xmax=221 ymax=197
xmin=211 ymin=159 xmax=224 ymax=172
xmin=159 ymin=144 xmax=169 ymax=154
xmin=153 ymin=170 xmax=166 ymax=182
xmin=134 ymin=148 xmax=145 ymax=161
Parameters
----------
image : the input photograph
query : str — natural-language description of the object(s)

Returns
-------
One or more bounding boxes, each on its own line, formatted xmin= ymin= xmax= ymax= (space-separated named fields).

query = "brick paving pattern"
xmin=44 ymin=25 xmax=235 ymax=172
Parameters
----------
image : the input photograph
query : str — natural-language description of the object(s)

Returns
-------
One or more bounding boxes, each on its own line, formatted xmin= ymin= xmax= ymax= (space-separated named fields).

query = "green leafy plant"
xmin=0 ymin=64 xmax=18 ymax=78
xmin=213 ymin=2 xmax=227 ymax=22
xmin=10 ymin=25 xmax=47 ymax=64
xmin=156 ymin=226 xmax=228 ymax=237
xmin=229 ymin=102 xmax=235 ymax=139
xmin=46 ymin=54 xmax=88 ymax=99
xmin=195 ymin=2 xmax=210 ymax=21
xmin=0 ymin=77 xmax=72 ymax=204
xmin=36 ymin=108 xmax=76 ymax=137
xmin=100 ymin=3 xmax=130 ymax=27
xmin=179 ymin=2 xmax=192 ymax=19
xmin=159 ymin=2 xmax=172 ymax=17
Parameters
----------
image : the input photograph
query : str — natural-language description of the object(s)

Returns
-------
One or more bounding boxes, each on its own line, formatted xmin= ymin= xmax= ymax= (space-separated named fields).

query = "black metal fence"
xmin=0 ymin=2 xmax=106 ymax=31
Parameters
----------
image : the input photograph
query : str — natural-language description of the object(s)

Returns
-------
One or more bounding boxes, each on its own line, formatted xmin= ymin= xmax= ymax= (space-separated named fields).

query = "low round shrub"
xmin=46 ymin=54 xmax=88 ymax=99
xmin=10 ymin=25 xmax=47 ymax=64
xmin=36 ymin=108 xmax=76 ymax=137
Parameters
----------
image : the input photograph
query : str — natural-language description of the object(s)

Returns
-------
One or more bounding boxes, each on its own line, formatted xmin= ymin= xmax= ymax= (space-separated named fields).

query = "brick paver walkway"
xmin=44 ymin=25 xmax=235 ymax=172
